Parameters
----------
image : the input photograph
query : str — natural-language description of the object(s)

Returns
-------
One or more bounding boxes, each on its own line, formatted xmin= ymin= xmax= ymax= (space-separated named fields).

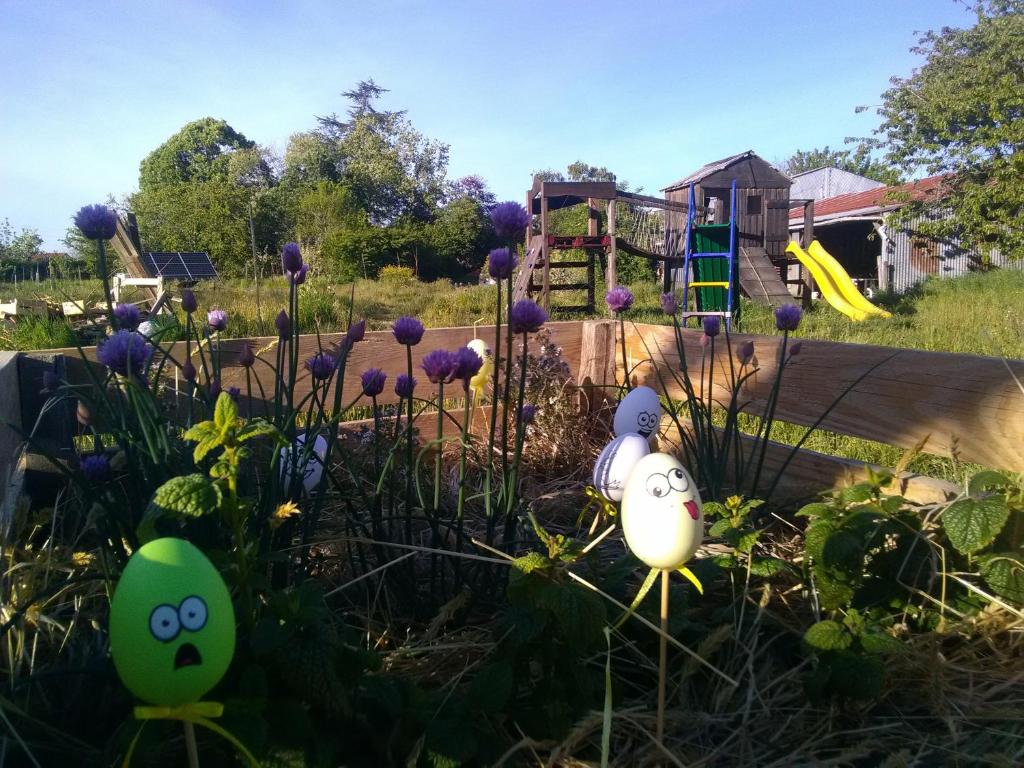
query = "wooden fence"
xmin=12 ymin=320 xmax=1024 ymax=507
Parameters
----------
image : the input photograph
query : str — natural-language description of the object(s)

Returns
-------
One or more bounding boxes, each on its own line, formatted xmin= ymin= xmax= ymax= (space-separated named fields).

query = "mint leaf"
xmin=148 ymin=474 xmax=218 ymax=518
xmin=979 ymin=552 xmax=1024 ymax=604
xmin=942 ymin=497 xmax=1010 ymax=555
xmin=804 ymin=620 xmax=852 ymax=651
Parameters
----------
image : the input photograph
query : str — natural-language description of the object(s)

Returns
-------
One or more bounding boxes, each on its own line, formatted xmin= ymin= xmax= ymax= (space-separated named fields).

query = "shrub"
xmin=378 ymin=265 xmax=416 ymax=284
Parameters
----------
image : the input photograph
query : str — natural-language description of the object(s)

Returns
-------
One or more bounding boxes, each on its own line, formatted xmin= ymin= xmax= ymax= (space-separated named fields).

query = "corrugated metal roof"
xmin=790 ymin=167 xmax=884 ymax=201
xmin=790 ymin=174 xmax=950 ymax=221
xmin=661 ymin=150 xmax=761 ymax=190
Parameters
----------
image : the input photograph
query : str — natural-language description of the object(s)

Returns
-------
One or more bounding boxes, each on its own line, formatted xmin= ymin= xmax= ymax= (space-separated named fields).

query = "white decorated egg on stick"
xmin=593 ymin=433 xmax=651 ymax=502
xmin=621 ymin=453 xmax=703 ymax=570
xmin=613 ymin=386 xmax=662 ymax=438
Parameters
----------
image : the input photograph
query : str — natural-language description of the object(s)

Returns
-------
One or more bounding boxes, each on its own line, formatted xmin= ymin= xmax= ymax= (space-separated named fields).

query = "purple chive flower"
xmin=238 ymin=344 xmax=255 ymax=368
xmin=660 ymin=293 xmax=679 ymax=316
xmin=305 ymin=352 xmax=336 ymax=381
xmin=789 ymin=341 xmax=803 ymax=357
xmin=208 ymin=379 xmax=222 ymax=399
xmin=181 ymin=289 xmax=198 ymax=314
xmin=346 ymin=319 xmax=366 ymax=343
xmin=520 ymin=403 xmax=537 ymax=425
xmin=281 ymin=242 xmax=303 ymax=274
xmin=703 ymin=316 xmax=721 ymax=337
xmin=207 ymin=309 xmax=228 ymax=332
xmin=775 ymin=305 xmax=803 ymax=332
xmin=288 ymin=263 xmax=309 ymax=286
xmin=182 ymin=359 xmax=197 ymax=382
xmin=228 ymin=386 xmax=241 ymax=402
xmin=393 ymin=316 xmax=425 ymax=346
xmin=421 ymin=349 xmax=456 ymax=384
xmin=490 ymin=201 xmax=531 ymax=241
xmin=73 ymin=204 xmax=117 ymax=241
xmin=80 ymin=453 xmax=110 ymax=482
xmin=738 ymin=340 xmax=755 ymax=365
xmin=275 ymin=309 xmax=291 ymax=338
xmin=605 ymin=286 xmax=634 ymax=314
xmin=361 ymin=368 xmax=387 ymax=397
xmin=452 ymin=346 xmax=484 ymax=388
xmin=488 ymin=247 xmax=517 ymax=280
xmin=97 ymin=330 xmax=153 ymax=378
xmin=509 ymin=299 xmax=548 ymax=334
xmin=395 ymin=374 xmax=416 ymax=399
xmin=113 ymin=303 xmax=141 ymax=330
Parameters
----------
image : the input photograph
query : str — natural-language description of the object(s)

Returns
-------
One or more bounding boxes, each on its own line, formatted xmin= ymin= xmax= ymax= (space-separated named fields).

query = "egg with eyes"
xmin=466 ymin=338 xmax=493 ymax=399
xmin=280 ymin=432 xmax=328 ymax=493
xmin=620 ymin=452 xmax=703 ymax=570
xmin=613 ymin=386 xmax=662 ymax=439
xmin=593 ymin=433 xmax=651 ymax=502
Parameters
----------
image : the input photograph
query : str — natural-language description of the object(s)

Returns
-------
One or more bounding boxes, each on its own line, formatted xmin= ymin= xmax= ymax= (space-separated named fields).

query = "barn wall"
xmin=884 ymin=207 xmax=1023 ymax=293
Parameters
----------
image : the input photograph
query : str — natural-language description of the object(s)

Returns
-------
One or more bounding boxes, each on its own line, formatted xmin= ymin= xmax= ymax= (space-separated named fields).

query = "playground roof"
xmin=662 ymin=150 xmax=791 ymax=192
xmin=788 ymin=174 xmax=950 ymax=224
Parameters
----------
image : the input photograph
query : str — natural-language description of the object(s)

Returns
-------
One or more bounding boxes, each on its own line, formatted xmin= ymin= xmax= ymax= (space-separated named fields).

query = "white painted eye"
xmin=646 ymin=473 xmax=671 ymax=498
xmin=668 ymin=468 xmax=689 ymax=493
xmin=179 ymin=596 xmax=208 ymax=632
xmin=150 ymin=604 xmax=180 ymax=642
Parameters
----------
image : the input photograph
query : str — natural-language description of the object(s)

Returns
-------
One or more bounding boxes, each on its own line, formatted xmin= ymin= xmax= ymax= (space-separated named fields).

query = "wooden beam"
xmin=36 ymin=321 xmax=586 ymax=413
xmin=536 ymin=181 xmax=618 ymax=200
xmin=577 ymin=320 xmax=616 ymax=413
xmin=621 ymin=322 xmax=1024 ymax=472
xmin=540 ymin=192 xmax=551 ymax=311
xmin=607 ymin=199 xmax=617 ymax=295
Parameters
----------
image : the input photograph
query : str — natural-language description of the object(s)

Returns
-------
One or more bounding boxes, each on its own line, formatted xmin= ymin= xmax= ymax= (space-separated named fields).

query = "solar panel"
xmin=142 ymin=252 xmax=217 ymax=280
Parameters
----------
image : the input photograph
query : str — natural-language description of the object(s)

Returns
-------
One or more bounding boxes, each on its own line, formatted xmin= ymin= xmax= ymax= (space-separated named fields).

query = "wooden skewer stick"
xmin=184 ymin=721 xmax=200 ymax=768
xmin=656 ymin=568 xmax=670 ymax=745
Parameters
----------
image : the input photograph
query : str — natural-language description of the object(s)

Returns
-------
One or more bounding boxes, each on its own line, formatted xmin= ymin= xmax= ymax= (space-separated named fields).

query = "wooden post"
xmin=801 ymin=200 xmax=815 ymax=309
xmin=540 ymin=189 xmax=551 ymax=311
xmin=577 ymin=320 xmax=615 ymax=413
xmin=183 ymin=722 xmax=200 ymax=768
xmin=587 ymin=199 xmax=598 ymax=311
xmin=607 ymin=199 xmax=617 ymax=296
xmin=656 ymin=569 xmax=670 ymax=745
xmin=874 ymin=221 xmax=889 ymax=292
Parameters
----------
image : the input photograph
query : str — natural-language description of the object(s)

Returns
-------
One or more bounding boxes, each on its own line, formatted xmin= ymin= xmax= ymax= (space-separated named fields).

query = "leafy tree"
xmin=139 ymin=117 xmax=260 ymax=188
xmin=426 ymin=196 xmax=490 ymax=278
xmin=0 ymin=219 xmax=43 ymax=274
xmin=783 ymin=145 xmax=902 ymax=185
xmin=295 ymin=181 xmax=366 ymax=247
xmin=862 ymin=0 xmax=1024 ymax=258
xmin=450 ymin=175 xmax=496 ymax=208
xmin=282 ymin=132 xmax=343 ymax=186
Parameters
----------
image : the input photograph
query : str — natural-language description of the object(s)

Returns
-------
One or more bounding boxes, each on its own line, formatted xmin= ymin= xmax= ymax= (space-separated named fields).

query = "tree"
xmin=139 ymin=118 xmax=260 ymax=188
xmin=0 ymin=219 xmax=43 ymax=274
xmin=427 ymin=196 xmax=490 ymax=278
xmin=783 ymin=145 xmax=902 ymax=185
xmin=450 ymin=175 xmax=496 ymax=208
xmin=863 ymin=0 xmax=1024 ymax=258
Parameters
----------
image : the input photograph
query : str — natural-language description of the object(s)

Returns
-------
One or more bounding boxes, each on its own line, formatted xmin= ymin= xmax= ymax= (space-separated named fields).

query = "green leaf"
xmin=839 ymin=484 xmax=874 ymax=504
xmin=749 ymin=556 xmax=792 ymax=577
xmin=804 ymin=620 xmax=852 ymax=651
xmin=708 ymin=518 xmax=733 ymax=537
xmin=860 ymin=631 xmax=904 ymax=655
xmin=968 ymin=470 xmax=1012 ymax=497
xmin=193 ymin=434 xmax=222 ymax=463
xmin=237 ymin=419 xmax=282 ymax=444
xmin=942 ymin=497 xmax=1010 ymax=555
xmin=214 ymin=391 xmax=238 ymax=431
xmin=147 ymin=474 xmax=218 ymax=518
xmin=979 ymin=552 xmax=1024 ymax=604
xmin=736 ymin=529 xmax=761 ymax=553
xmin=702 ymin=501 xmax=729 ymax=519
xmin=511 ymin=551 xmax=550 ymax=575
xmin=827 ymin=649 xmax=883 ymax=700
xmin=465 ymin=663 xmax=513 ymax=714
xmin=796 ymin=502 xmax=831 ymax=518
xmin=183 ymin=421 xmax=217 ymax=444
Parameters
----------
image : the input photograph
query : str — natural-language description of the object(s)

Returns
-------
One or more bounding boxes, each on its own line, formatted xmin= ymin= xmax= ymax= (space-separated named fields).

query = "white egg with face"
xmin=620 ymin=452 xmax=703 ymax=570
xmin=593 ymin=433 xmax=651 ymax=502
xmin=279 ymin=433 xmax=328 ymax=493
xmin=613 ymin=386 xmax=662 ymax=439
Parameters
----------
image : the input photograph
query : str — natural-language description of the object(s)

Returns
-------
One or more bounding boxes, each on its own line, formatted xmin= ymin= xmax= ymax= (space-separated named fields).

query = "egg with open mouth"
xmin=613 ymin=386 xmax=662 ymax=439
xmin=620 ymin=452 xmax=703 ymax=570
xmin=109 ymin=537 xmax=235 ymax=705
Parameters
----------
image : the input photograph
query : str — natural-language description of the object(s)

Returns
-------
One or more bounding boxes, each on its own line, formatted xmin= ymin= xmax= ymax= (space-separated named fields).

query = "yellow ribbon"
xmin=123 ymin=701 xmax=261 ymax=767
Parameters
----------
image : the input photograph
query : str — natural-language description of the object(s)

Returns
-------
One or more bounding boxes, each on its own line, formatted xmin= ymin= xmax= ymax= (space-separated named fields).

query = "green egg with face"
xmin=110 ymin=538 xmax=235 ymax=706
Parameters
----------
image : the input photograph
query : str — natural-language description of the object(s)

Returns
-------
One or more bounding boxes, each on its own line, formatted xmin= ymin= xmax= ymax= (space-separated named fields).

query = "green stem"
xmin=504 ymin=332 xmax=530 ymax=546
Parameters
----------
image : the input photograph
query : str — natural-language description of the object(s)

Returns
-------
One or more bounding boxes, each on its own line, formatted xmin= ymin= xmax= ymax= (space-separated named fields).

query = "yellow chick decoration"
xmin=466 ymin=338 xmax=493 ymax=401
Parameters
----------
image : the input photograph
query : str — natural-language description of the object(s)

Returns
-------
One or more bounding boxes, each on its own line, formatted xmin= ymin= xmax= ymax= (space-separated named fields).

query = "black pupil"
xmin=188 ymin=612 xmax=194 ymax=618
xmin=162 ymin=620 xmax=169 ymax=626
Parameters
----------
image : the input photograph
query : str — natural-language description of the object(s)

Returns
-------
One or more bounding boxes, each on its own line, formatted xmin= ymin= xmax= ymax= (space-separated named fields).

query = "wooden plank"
xmin=607 ymin=199 xmax=617 ymax=292
xmin=658 ymin=418 xmax=958 ymax=505
xmin=621 ymin=322 xmax=1024 ymax=472
xmin=578 ymin=320 xmax=616 ymax=412
xmin=41 ymin=321 xmax=585 ymax=412
xmin=540 ymin=195 xmax=551 ymax=311
xmin=538 ymin=181 xmax=618 ymax=200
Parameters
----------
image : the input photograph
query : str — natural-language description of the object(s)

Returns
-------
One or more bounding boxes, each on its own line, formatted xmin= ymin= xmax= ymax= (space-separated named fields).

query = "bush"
xmin=378 ymin=265 xmax=416 ymax=285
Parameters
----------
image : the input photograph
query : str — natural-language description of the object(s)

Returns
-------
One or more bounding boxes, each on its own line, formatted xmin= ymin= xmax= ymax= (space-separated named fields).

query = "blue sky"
xmin=2 ymin=0 xmax=974 ymax=250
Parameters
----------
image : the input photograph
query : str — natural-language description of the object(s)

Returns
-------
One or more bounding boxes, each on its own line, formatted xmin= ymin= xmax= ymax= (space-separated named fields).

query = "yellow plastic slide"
xmin=785 ymin=241 xmax=890 ymax=321
xmin=808 ymin=241 xmax=891 ymax=319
